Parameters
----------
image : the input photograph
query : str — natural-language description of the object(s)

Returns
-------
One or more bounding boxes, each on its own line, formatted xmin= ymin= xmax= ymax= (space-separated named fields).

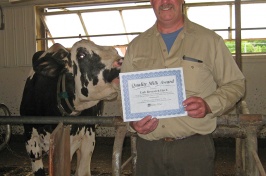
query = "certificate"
xmin=119 ymin=68 xmax=187 ymax=122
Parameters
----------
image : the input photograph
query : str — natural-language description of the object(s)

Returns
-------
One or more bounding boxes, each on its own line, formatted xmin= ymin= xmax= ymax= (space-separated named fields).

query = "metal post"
xmin=235 ymin=1 xmax=243 ymax=173
xmin=240 ymin=114 xmax=264 ymax=176
xmin=235 ymin=0 xmax=242 ymax=69
xmin=236 ymin=101 xmax=251 ymax=176
xmin=130 ymin=134 xmax=137 ymax=176
xmin=245 ymin=126 xmax=259 ymax=176
xmin=112 ymin=125 xmax=127 ymax=176
xmin=236 ymin=138 xmax=245 ymax=176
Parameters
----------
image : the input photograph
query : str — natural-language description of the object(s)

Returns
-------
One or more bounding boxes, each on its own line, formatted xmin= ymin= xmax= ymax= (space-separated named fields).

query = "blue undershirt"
xmin=161 ymin=27 xmax=183 ymax=53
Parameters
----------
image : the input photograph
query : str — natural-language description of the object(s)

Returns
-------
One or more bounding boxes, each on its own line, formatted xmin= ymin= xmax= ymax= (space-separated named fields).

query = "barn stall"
xmin=0 ymin=0 xmax=266 ymax=175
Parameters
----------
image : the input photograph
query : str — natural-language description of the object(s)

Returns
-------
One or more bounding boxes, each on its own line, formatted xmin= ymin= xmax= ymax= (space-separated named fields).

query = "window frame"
xmin=36 ymin=0 xmax=266 ymax=55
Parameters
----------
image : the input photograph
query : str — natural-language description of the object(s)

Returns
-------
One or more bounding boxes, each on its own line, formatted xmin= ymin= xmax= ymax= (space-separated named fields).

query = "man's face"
xmin=150 ymin=0 xmax=184 ymax=23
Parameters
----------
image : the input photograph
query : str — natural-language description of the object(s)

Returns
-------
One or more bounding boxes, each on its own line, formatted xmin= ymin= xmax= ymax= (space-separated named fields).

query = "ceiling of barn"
xmin=0 ymin=0 xmax=149 ymax=7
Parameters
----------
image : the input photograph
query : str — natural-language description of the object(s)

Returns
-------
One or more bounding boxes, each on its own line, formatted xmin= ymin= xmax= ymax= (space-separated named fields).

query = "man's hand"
xmin=130 ymin=115 xmax=159 ymax=134
xmin=111 ymin=77 xmax=120 ymax=85
xmin=183 ymin=96 xmax=211 ymax=118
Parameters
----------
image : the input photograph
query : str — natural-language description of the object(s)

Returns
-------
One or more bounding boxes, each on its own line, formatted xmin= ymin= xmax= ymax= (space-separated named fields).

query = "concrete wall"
xmin=242 ymin=55 xmax=266 ymax=114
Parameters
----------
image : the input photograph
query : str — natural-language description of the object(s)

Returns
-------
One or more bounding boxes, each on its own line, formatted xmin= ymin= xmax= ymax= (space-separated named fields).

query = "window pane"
xmin=243 ymin=40 xmax=266 ymax=53
xmin=89 ymin=36 xmax=128 ymax=46
xmin=242 ymin=30 xmax=266 ymax=39
xmin=82 ymin=11 xmax=127 ymax=45
xmin=242 ymin=4 xmax=266 ymax=28
xmin=225 ymin=41 xmax=236 ymax=53
xmin=45 ymin=14 xmax=85 ymax=47
xmin=231 ymin=3 xmax=266 ymax=40
xmin=215 ymin=31 xmax=233 ymax=40
xmin=187 ymin=5 xmax=231 ymax=31
xmin=122 ymin=8 xmax=156 ymax=43
xmin=122 ymin=8 xmax=156 ymax=33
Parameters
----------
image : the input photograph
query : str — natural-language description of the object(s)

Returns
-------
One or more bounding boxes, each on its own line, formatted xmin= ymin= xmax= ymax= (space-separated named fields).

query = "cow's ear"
xmin=32 ymin=51 xmax=45 ymax=65
xmin=32 ymin=52 xmax=67 ymax=77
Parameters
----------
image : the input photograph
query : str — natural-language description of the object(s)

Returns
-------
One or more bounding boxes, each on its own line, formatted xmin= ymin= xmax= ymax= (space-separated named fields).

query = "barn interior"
xmin=0 ymin=0 xmax=266 ymax=175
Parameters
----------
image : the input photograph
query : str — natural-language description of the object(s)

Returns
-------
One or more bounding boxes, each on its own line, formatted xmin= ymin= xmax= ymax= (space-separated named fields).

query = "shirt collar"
xmin=148 ymin=15 xmax=197 ymax=38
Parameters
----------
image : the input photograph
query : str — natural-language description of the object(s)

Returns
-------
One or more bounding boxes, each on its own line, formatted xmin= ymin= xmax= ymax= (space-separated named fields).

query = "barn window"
xmin=37 ymin=2 xmax=156 ymax=56
xmin=38 ymin=0 xmax=266 ymax=55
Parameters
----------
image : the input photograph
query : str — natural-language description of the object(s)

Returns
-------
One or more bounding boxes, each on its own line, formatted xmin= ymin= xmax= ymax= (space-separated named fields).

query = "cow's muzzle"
xmin=113 ymin=58 xmax=123 ymax=69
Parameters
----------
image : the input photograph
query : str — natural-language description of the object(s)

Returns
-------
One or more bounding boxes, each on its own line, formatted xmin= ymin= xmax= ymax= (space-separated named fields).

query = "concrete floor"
xmin=1 ymin=136 xmax=266 ymax=176
xmin=0 ymin=136 xmax=132 ymax=176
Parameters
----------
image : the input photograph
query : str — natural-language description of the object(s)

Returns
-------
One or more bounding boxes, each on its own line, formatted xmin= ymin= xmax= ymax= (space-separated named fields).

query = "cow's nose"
xmin=113 ymin=58 xmax=123 ymax=68
xmin=118 ymin=58 xmax=124 ymax=66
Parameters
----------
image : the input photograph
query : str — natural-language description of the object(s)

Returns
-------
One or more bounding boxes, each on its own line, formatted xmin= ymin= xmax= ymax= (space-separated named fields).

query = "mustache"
xmin=159 ymin=3 xmax=174 ymax=10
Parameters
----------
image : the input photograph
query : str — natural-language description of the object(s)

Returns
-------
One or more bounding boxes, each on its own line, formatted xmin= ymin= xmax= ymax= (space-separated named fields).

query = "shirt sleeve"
xmin=204 ymin=37 xmax=245 ymax=116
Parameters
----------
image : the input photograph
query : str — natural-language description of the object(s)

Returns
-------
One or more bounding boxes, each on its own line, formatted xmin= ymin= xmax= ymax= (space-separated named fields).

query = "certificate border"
xmin=120 ymin=68 xmax=187 ymax=121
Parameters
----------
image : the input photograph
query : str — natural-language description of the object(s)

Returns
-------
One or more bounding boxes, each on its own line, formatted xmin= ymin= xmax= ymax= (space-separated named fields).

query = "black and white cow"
xmin=20 ymin=39 xmax=123 ymax=176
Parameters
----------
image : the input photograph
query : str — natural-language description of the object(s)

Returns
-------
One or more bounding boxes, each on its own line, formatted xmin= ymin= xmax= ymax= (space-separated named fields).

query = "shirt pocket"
xmin=181 ymin=59 xmax=210 ymax=95
xmin=132 ymin=57 xmax=162 ymax=71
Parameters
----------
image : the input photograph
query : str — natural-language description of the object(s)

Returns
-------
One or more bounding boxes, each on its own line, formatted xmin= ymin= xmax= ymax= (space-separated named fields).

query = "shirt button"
xmin=162 ymin=125 xmax=165 ymax=128
xmin=163 ymin=49 xmax=167 ymax=52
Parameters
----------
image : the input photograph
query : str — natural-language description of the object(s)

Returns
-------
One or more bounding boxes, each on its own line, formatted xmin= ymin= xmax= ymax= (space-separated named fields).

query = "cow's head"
xmin=71 ymin=39 xmax=123 ymax=111
xmin=29 ymin=40 xmax=123 ymax=113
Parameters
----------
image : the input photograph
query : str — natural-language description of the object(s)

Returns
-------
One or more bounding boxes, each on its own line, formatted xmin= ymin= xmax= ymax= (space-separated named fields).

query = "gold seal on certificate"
xmin=119 ymin=68 xmax=187 ymax=122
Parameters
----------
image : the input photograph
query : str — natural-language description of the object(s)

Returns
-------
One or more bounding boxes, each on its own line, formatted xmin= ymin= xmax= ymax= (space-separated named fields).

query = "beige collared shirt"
xmin=118 ymin=16 xmax=245 ymax=141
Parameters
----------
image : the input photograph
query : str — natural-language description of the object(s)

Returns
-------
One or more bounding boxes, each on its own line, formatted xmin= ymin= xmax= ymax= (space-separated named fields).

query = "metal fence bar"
xmin=1 ymin=114 xmax=266 ymax=176
xmin=1 ymin=114 xmax=264 ymax=125
xmin=112 ymin=125 xmax=127 ymax=176
xmin=0 ymin=116 xmax=124 ymax=126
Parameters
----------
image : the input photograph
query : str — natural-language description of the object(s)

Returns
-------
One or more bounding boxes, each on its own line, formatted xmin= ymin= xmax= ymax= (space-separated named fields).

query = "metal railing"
xmin=1 ymin=113 xmax=266 ymax=175
xmin=0 ymin=103 xmax=11 ymax=151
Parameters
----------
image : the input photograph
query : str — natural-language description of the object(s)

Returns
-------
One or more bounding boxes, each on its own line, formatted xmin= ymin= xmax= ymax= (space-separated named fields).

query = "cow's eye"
xmin=79 ymin=53 xmax=85 ymax=59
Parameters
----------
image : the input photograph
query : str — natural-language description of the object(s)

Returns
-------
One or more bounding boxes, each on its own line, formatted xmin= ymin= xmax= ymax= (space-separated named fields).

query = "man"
xmin=119 ymin=0 xmax=245 ymax=175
